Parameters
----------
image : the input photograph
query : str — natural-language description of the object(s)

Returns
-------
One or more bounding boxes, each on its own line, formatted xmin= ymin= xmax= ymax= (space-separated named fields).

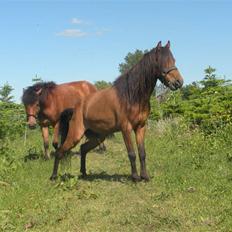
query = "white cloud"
xmin=56 ymin=29 xmax=87 ymax=38
xmin=95 ymin=28 xmax=110 ymax=36
xmin=71 ymin=18 xmax=83 ymax=24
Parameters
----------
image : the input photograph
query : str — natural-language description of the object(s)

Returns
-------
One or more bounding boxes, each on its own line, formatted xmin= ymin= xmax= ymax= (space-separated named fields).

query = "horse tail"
xmin=59 ymin=108 xmax=74 ymax=145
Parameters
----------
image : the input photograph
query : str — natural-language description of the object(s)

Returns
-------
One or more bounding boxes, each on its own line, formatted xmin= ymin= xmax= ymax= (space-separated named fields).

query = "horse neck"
xmin=127 ymin=55 xmax=159 ymax=107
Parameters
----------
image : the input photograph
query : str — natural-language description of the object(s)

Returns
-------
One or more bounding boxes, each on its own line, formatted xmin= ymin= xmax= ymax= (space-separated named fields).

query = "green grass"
xmin=1 ymin=119 xmax=232 ymax=231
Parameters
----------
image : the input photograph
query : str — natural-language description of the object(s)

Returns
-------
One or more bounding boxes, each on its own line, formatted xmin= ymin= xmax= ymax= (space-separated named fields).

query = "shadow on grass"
xmin=79 ymin=171 xmax=130 ymax=183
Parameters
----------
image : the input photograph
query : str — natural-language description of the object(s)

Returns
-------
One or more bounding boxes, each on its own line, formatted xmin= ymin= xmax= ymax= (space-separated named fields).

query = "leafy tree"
xmin=95 ymin=80 xmax=112 ymax=90
xmin=200 ymin=66 xmax=226 ymax=89
xmin=181 ymin=82 xmax=200 ymax=100
xmin=32 ymin=74 xmax=43 ymax=83
xmin=0 ymin=82 xmax=14 ymax=103
xmin=118 ymin=49 xmax=147 ymax=74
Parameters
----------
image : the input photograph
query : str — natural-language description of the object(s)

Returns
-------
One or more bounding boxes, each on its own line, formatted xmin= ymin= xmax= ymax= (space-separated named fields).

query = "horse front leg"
xmin=135 ymin=125 xmax=149 ymax=181
xmin=41 ymin=126 xmax=50 ymax=159
xmin=122 ymin=129 xmax=140 ymax=182
xmin=52 ymin=121 xmax=59 ymax=150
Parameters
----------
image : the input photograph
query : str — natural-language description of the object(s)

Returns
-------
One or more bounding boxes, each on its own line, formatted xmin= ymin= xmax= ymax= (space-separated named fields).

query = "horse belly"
xmin=85 ymin=110 xmax=118 ymax=134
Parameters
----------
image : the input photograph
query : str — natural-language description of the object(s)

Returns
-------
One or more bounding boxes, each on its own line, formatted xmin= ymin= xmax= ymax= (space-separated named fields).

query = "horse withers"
xmin=22 ymin=81 xmax=97 ymax=159
xmin=51 ymin=41 xmax=184 ymax=181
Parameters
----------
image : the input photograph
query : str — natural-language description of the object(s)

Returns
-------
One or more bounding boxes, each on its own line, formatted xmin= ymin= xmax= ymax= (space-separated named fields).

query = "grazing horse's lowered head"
xmin=154 ymin=41 xmax=183 ymax=90
xmin=22 ymin=82 xmax=56 ymax=129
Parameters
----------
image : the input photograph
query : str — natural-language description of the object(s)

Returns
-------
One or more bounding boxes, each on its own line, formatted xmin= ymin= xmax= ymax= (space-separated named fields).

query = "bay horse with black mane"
xmin=22 ymin=81 xmax=97 ymax=159
xmin=50 ymin=41 xmax=184 ymax=181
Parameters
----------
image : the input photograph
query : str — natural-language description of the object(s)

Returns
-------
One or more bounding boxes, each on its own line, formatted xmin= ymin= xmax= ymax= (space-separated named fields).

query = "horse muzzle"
xmin=28 ymin=123 xmax=37 ymax=129
xmin=168 ymin=79 xmax=183 ymax=90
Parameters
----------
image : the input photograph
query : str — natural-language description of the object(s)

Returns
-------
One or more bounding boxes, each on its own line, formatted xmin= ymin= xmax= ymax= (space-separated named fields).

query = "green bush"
xmin=0 ymin=102 xmax=25 ymax=140
xmin=0 ymin=102 xmax=26 ymax=178
xmin=157 ymin=66 xmax=232 ymax=133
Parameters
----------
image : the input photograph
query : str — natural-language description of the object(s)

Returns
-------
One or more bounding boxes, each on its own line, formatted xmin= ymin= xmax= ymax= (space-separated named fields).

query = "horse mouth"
xmin=28 ymin=124 xmax=36 ymax=130
xmin=167 ymin=80 xmax=183 ymax=91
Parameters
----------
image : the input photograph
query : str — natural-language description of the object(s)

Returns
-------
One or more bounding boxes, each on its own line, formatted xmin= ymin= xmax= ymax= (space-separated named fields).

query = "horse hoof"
xmin=141 ymin=174 xmax=150 ymax=182
xmin=80 ymin=171 xmax=87 ymax=178
xmin=132 ymin=174 xmax=141 ymax=182
xmin=50 ymin=175 xmax=57 ymax=181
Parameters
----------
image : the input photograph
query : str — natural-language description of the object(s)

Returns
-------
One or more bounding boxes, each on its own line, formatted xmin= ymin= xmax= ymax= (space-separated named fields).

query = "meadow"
xmin=1 ymin=118 xmax=232 ymax=232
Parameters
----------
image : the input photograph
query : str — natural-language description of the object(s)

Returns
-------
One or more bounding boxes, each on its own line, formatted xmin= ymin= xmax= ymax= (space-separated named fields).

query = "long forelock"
xmin=22 ymin=82 xmax=56 ymax=105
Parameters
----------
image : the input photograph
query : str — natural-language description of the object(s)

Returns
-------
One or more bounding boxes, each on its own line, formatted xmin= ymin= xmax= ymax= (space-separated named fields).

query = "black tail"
xmin=59 ymin=108 xmax=74 ymax=145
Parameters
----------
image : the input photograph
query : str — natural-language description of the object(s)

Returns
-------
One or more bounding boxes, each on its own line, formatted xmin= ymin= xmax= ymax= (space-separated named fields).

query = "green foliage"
xmin=0 ymin=82 xmax=14 ymax=103
xmin=149 ymin=97 xmax=162 ymax=121
xmin=159 ymin=66 xmax=232 ymax=132
xmin=0 ymin=102 xmax=25 ymax=140
xmin=118 ymin=49 xmax=147 ymax=74
xmin=94 ymin=80 xmax=112 ymax=90
xmin=1 ymin=122 xmax=232 ymax=231
xmin=0 ymin=102 xmax=26 ymax=180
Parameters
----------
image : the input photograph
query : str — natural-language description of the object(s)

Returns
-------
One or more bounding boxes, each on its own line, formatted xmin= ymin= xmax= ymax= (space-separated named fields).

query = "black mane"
xmin=114 ymin=48 xmax=158 ymax=106
xmin=22 ymin=82 xmax=56 ymax=105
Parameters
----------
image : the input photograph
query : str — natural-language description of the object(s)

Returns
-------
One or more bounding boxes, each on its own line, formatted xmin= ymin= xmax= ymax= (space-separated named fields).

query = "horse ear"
xmin=35 ymin=87 xmax=42 ymax=95
xmin=165 ymin=41 xmax=170 ymax=49
xmin=156 ymin=41 xmax=162 ymax=49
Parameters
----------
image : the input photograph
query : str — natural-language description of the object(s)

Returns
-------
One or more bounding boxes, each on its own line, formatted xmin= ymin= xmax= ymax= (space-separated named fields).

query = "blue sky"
xmin=0 ymin=1 xmax=232 ymax=102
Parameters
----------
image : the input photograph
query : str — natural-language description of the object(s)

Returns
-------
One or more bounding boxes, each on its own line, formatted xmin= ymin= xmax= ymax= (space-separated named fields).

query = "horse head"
xmin=155 ymin=41 xmax=183 ymax=90
xmin=22 ymin=85 xmax=42 ymax=129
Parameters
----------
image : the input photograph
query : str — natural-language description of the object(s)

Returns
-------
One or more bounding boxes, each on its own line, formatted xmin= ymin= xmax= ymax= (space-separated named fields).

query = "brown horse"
xmin=50 ymin=41 xmax=184 ymax=181
xmin=22 ymin=81 xmax=97 ymax=159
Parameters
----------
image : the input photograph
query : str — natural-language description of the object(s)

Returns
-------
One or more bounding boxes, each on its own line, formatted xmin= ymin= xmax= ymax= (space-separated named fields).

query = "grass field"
xmin=1 ymin=119 xmax=232 ymax=232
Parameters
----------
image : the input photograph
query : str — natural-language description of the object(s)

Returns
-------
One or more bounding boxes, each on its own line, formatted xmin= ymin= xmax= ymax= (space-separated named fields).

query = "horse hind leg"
xmin=80 ymin=135 xmax=105 ymax=177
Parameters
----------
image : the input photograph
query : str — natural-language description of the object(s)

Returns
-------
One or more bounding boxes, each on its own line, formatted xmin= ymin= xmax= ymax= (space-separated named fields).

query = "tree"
xmin=181 ymin=81 xmax=200 ymax=100
xmin=0 ymin=82 xmax=14 ymax=103
xmin=32 ymin=74 xmax=43 ymax=83
xmin=200 ymin=66 xmax=225 ymax=89
xmin=95 ymin=80 xmax=112 ymax=90
xmin=118 ymin=49 xmax=147 ymax=74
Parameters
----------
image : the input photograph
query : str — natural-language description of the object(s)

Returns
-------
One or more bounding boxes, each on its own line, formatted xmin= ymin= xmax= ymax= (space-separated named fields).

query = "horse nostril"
xmin=175 ymin=79 xmax=183 ymax=88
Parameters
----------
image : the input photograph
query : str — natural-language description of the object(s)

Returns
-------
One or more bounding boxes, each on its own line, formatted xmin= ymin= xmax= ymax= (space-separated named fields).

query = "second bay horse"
xmin=51 ymin=41 xmax=184 ymax=181
xmin=22 ymin=81 xmax=97 ymax=159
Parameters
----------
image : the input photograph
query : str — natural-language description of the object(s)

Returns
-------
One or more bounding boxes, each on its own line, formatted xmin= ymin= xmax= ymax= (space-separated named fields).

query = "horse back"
xmin=42 ymin=81 xmax=96 ymax=123
xmin=82 ymin=86 xmax=150 ymax=133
